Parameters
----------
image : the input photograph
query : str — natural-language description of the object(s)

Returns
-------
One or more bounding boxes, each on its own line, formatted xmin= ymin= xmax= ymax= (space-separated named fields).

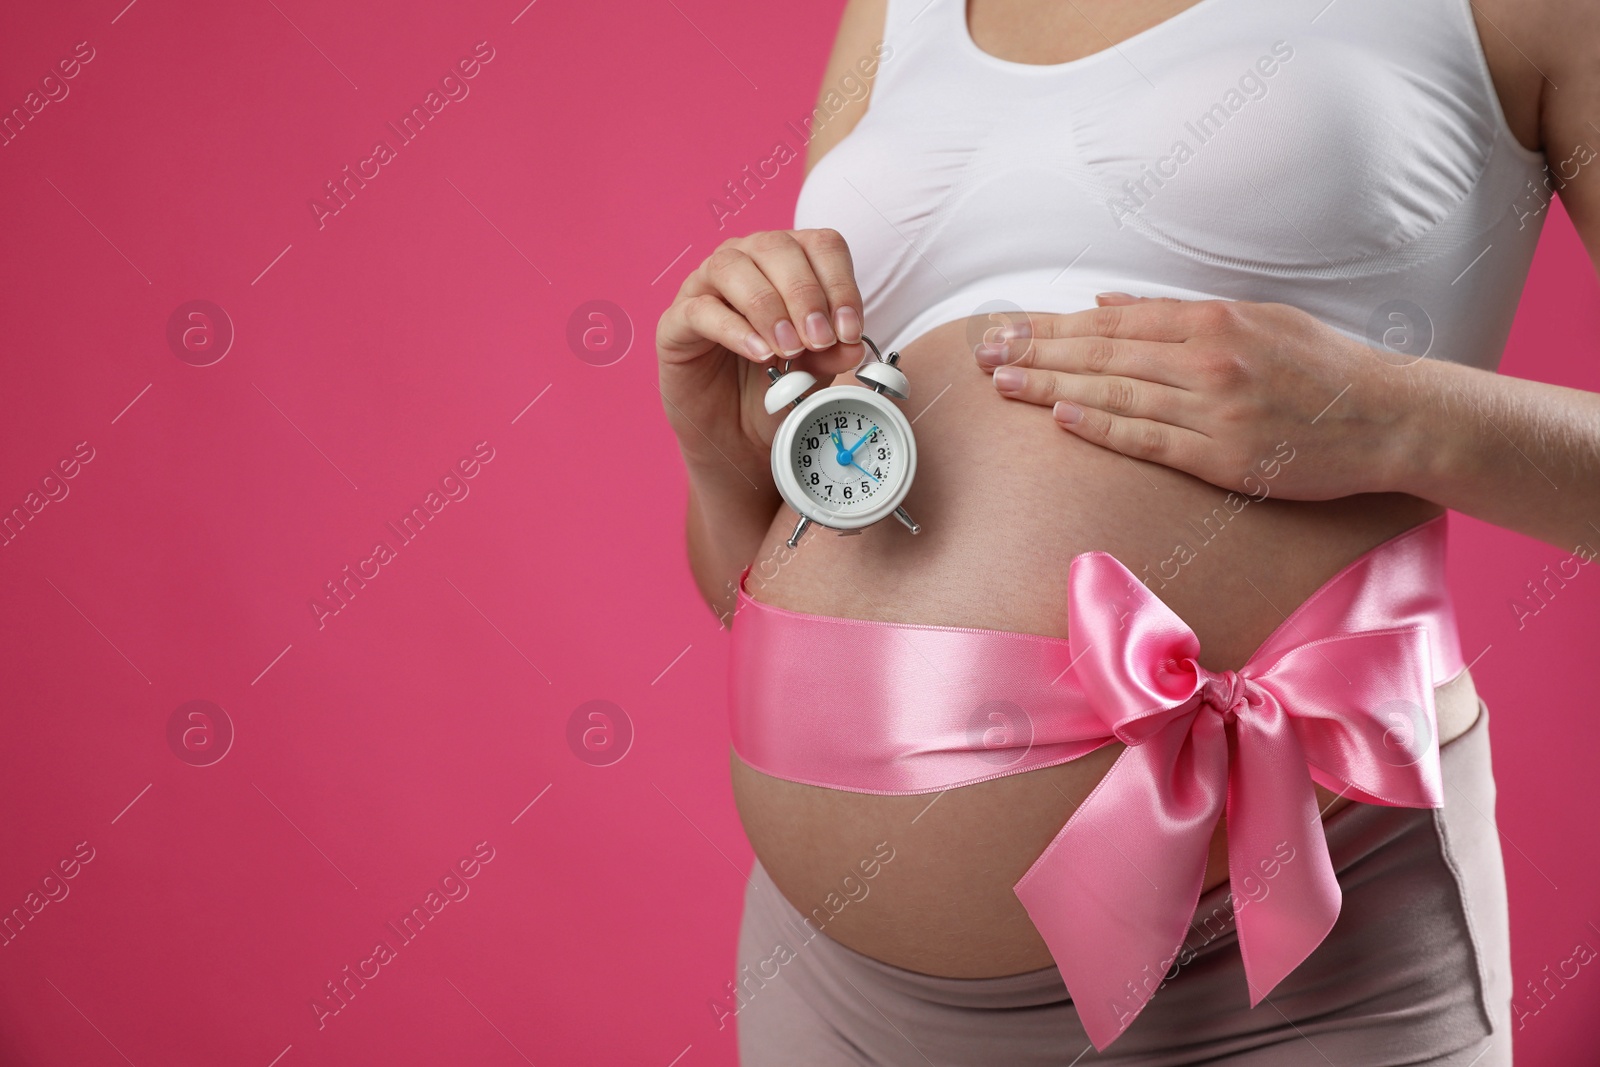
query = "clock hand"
xmin=849 ymin=458 xmax=880 ymax=483
xmin=830 ymin=428 xmax=852 ymax=465
xmin=845 ymin=424 xmax=880 ymax=460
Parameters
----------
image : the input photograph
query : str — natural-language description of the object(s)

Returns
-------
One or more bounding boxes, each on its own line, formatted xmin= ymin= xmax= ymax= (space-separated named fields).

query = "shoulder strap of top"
xmin=1314 ymin=0 xmax=1543 ymax=166
xmin=870 ymin=0 xmax=963 ymax=99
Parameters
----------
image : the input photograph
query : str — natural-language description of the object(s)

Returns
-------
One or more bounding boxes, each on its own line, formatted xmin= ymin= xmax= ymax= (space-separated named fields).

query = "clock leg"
xmin=893 ymin=506 xmax=921 ymax=534
xmin=786 ymin=515 xmax=811 ymax=548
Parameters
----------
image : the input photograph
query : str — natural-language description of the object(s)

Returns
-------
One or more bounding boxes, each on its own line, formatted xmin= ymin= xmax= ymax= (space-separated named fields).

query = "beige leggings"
xmin=735 ymin=701 xmax=1511 ymax=1065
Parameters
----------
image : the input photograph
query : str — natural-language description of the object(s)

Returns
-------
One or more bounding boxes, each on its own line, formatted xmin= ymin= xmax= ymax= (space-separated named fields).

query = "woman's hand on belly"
xmin=976 ymin=293 xmax=1418 ymax=502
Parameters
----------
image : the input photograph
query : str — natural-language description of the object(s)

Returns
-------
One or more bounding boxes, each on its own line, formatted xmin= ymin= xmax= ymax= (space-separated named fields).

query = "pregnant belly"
xmin=730 ymin=314 xmax=1479 ymax=979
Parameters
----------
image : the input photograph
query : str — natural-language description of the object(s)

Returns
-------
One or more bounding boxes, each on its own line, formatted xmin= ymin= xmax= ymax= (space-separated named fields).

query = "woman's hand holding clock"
xmin=656 ymin=228 xmax=867 ymax=479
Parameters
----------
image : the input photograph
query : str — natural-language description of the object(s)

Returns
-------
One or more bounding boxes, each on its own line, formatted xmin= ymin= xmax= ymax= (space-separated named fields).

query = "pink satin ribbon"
xmin=728 ymin=516 xmax=1463 ymax=1049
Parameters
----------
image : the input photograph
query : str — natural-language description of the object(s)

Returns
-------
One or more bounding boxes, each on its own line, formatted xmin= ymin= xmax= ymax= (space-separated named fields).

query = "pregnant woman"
xmin=656 ymin=0 xmax=1600 ymax=1062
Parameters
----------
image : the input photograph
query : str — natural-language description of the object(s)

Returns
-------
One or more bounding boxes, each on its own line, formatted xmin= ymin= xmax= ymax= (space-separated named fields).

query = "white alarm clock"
xmin=765 ymin=336 xmax=921 ymax=548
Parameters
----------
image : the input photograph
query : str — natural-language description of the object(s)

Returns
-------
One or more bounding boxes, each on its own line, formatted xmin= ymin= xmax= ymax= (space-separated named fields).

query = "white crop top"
xmin=794 ymin=0 xmax=1550 ymax=367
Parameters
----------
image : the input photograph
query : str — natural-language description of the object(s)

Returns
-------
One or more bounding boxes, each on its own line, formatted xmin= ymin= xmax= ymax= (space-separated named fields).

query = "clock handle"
xmin=855 ymin=339 xmax=910 ymax=399
xmin=764 ymin=365 xmax=818 ymax=413
xmin=786 ymin=515 xmax=812 ymax=548
xmin=893 ymin=506 xmax=921 ymax=535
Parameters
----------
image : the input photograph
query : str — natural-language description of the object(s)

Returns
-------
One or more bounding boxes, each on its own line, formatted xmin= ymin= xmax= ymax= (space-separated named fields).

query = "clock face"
xmin=791 ymin=398 xmax=900 ymax=514
xmin=771 ymin=383 xmax=917 ymax=531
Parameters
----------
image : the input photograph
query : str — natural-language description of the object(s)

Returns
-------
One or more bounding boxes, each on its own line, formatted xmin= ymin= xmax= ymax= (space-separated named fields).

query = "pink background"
xmin=1 ymin=1 xmax=1596 ymax=1064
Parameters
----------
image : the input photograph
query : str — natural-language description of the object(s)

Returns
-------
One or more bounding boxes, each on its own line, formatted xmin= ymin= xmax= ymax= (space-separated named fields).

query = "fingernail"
xmin=834 ymin=306 xmax=863 ymax=344
xmin=1096 ymin=292 xmax=1134 ymax=303
xmin=774 ymin=319 xmax=804 ymax=355
xmin=975 ymin=342 xmax=1010 ymax=366
xmin=805 ymin=311 xmax=836 ymax=349
xmin=1054 ymin=401 xmax=1083 ymax=424
xmin=993 ymin=366 xmax=1025 ymax=391
xmin=998 ymin=321 xmax=1032 ymax=341
xmin=744 ymin=332 xmax=773 ymax=359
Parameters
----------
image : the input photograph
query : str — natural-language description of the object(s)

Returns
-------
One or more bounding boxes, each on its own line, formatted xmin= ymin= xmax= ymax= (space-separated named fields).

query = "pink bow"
xmin=1013 ymin=549 xmax=1446 ymax=1050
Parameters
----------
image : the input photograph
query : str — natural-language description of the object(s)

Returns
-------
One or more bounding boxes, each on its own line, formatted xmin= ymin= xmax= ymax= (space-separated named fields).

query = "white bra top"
xmin=794 ymin=0 xmax=1550 ymax=367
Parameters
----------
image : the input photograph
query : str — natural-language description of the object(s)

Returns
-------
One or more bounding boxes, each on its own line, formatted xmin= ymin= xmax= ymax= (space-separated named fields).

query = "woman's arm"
xmin=803 ymin=0 xmax=887 ymax=175
xmin=1412 ymin=0 xmax=1600 ymax=552
xmin=671 ymin=392 xmax=783 ymax=626
xmin=1388 ymin=360 xmax=1600 ymax=556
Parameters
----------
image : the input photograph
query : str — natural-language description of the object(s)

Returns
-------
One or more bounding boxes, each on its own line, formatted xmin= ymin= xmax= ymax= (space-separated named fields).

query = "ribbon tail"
xmin=1227 ymin=690 xmax=1341 ymax=1006
xmin=1013 ymin=711 xmax=1228 ymax=1050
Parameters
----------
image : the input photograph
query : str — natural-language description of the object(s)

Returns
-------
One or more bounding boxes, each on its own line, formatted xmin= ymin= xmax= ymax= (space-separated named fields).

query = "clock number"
xmin=825 ymin=485 xmax=833 ymax=497
xmin=877 ymin=447 xmax=887 ymax=460
xmin=861 ymin=480 xmax=870 ymax=492
xmin=843 ymin=486 xmax=853 ymax=499
xmin=800 ymin=454 xmax=812 ymax=468
xmin=834 ymin=415 xmax=848 ymax=429
xmin=809 ymin=472 xmax=820 ymax=485
xmin=806 ymin=436 xmax=819 ymax=449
